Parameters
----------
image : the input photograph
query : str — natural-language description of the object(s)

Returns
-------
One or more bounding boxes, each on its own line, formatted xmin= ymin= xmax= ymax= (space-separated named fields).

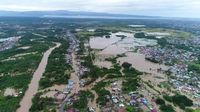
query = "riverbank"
xmin=17 ymin=42 xmax=61 ymax=112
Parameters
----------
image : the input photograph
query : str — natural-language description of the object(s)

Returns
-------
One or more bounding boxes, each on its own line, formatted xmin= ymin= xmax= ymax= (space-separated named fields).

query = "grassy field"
xmin=144 ymin=28 xmax=192 ymax=38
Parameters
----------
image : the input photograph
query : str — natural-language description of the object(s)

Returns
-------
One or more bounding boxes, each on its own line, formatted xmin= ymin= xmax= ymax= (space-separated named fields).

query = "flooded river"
xmin=17 ymin=42 xmax=61 ymax=112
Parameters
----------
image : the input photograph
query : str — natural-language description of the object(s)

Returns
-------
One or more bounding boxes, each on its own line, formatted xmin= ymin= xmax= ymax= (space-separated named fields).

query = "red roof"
xmin=118 ymin=108 xmax=125 ymax=112
xmin=66 ymin=108 xmax=75 ymax=112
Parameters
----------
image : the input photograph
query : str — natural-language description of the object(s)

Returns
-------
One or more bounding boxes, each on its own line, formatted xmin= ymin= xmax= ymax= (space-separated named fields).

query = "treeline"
xmin=155 ymin=98 xmax=175 ymax=112
xmin=93 ymin=81 xmax=111 ymax=106
xmin=94 ymin=29 xmax=111 ymax=36
xmin=0 ymin=33 xmax=54 ymax=112
xmin=163 ymin=94 xmax=193 ymax=110
xmin=0 ymin=96 xmax=21 ymax=112
xmin=188 ymin=63 xmax=200 ymax=74
xmin=134 ymin=32 xmax=168 ymax=47
xmin=73 ymin=90 xmax=94 ymax=111
xmin=30 ymin=93 xmax=56 ymax=112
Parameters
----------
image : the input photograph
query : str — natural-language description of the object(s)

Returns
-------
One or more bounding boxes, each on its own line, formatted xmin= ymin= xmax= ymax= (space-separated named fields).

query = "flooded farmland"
xmin=90 ymin=32 xmax=157 ymax=56
xmin=89 ymin=31 xmax=168 ymax=73
xmin=117 ymin=52 xmax=168 ymax=74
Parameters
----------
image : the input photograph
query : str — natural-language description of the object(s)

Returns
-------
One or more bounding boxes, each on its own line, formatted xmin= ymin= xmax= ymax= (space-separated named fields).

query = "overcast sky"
xmin=0 ymin=0 xmax=200 ymax=18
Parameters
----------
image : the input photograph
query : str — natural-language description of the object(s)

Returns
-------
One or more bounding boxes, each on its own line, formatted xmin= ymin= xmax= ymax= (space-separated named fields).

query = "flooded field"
xmin=89 ymin=35 xmax=121 ymax=49
xmin=90 ymin=32 xmax=157 ymax=56
xmin=118 ymin=52 xmax=168 ymax=74
xmin=89 ymin=31 xmax=168 ymax=74
xmin=94 ymin=60 xmax=112 ymax=69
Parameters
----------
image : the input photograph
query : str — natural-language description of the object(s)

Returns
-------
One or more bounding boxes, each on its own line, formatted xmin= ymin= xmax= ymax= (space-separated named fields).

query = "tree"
xmin=122 ymin=62 xmax=132 ymax=69
xmin=159 ymin=104 xmax=175 ymax=112
xmin=156 ymin=98 xmax=165 ymax=105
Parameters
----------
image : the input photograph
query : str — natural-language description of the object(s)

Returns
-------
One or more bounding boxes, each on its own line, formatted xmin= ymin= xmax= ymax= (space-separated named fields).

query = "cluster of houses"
xmin=0 ymin=36 xmax=21 ymax=51
xmin=100 ymin=81 xmax=158 ymax=112
xmin=76 ymin=59 xmax=89 ymax=78
xmin=169 ymin=64 xmax=200 ymax=107
xmin=127 ymin=91 xmax=158 ymax=112
xmin=138 ymin=36 xmax=200 ymax=66
xmin=110 ymin=82 xmax=124 ymax=106
xmin=65 ymin=31 xmax=79 ymax=64
xmin=138 ymin=46 xmax=197 ymax=65
xmin=137 ymin=36 xmax=200 ymax=109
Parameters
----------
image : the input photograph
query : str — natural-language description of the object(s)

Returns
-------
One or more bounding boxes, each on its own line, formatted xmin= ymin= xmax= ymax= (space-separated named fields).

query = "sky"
xmin=0 ymin=0 xmax=200 ymax=18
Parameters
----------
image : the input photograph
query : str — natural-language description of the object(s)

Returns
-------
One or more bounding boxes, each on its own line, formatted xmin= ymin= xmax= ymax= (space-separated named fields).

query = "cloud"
xmin=0 ymin=0 xmax=199 ymax=18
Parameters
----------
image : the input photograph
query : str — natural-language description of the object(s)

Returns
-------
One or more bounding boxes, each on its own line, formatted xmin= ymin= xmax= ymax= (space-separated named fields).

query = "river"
xmin=16 ymin=42 xmax=61 ymax=112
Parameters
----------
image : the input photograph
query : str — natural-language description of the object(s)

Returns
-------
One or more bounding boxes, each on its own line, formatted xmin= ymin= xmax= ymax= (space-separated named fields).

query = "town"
xmin=0 ymin=17 xmax=200 ymax=112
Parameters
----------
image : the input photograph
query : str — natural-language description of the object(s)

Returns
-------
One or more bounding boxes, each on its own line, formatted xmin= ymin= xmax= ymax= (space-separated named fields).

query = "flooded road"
xmin=17 ymin=42 xmax=61 ymax=112
xmin=70 ymin=52 xmax=80 ymax=94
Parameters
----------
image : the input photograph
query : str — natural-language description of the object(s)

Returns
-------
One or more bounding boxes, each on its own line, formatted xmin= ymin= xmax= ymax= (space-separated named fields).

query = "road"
xmin=59 ymin=31 xmax=80 ymax=112
xmin=59 ymin=51 xmax=81 ymax=112
xmin=17 ymin=42 xmax=61 ymax=112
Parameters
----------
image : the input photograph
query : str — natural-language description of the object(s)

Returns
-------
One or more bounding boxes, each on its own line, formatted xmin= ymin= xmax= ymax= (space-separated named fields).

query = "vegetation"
xmin=122 ymin=78 xmax=140 ymax=93
xmin=144 ymin=28 xmax=191 ymax=39
xmin=156 ymin=98 xmax=165 ymax=105
xmin=163 ymin=94 xmax=193 ymax=109
xmin=73 ymin=90 xmax=94 ymax=111
xmin=126 ymin=106 xmax=136 ymax=112
xmin=163 ymin=95 xmax=173 ymax=102
xmin=30 ymin=93 xmax=56 ymax=112
xmin=188 ymin=63 xmax=200 ymax=74
xmin=93 ymin=81 xmax=111 ymax=106
xmin=40 ymin=40 xmax=71 ymax=89
xmin=171 ymin=94 xmax=193 ymax=109
xmin=134 ymin=32 xmax=168 ymax=47
xmin=159 ymin=104 xmax=175 ymax=112
xmin=0 ymin=96 xmax=20 ymax=112
xmin=0 ymin=74 xmax=31 ymax=90
xmin=122 ymin=62 xmax=142 ymax=77
xmin=94 ymin=29 xmax=111 ymax=36
xmin=0 ymin=32 xmax=54 ymax=111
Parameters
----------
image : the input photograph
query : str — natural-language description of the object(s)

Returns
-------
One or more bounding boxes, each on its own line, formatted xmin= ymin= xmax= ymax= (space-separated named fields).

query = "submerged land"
xmin=0 ymin=18 xmax=200 ymax=112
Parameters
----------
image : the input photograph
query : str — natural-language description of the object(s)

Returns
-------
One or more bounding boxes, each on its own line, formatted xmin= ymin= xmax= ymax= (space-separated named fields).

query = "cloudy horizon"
xmin=0 ymin=0 xmax=200 ymax=18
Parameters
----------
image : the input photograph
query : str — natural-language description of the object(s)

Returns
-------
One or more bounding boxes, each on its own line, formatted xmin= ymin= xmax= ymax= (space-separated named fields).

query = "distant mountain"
xmin=0 ymin=10 xmax=161 ymax=19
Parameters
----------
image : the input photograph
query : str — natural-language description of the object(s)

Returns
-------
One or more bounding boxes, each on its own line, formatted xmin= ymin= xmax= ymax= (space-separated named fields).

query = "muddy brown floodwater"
xmin=117 ymin=52 xmax=169 ymax=74
xmin=16 ymin=42 xmax=61 ymax=112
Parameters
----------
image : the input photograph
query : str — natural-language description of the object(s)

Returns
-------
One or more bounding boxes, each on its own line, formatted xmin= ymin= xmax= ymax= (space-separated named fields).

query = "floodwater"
xmin=89 ymin=34 xmax=121 ymax=49
xmin=70 ymin=52 xmax=81 ymax=94
xmin=117 ymin=52 xmax=168 ymax=74
xmin=16 ymin=42 xmax=61 ymax=112
xmin=128 ymin=25 xmax=146 ymax=28
xmin=99 ymin=44 xmax=126 ymax=55
xmin=90 ymin=32 xmax=157 ymax=56
xmin=89 ymin=31 xmax=168 ymax=74
xmin=94 ymin=61 xmax=112 ymax=69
